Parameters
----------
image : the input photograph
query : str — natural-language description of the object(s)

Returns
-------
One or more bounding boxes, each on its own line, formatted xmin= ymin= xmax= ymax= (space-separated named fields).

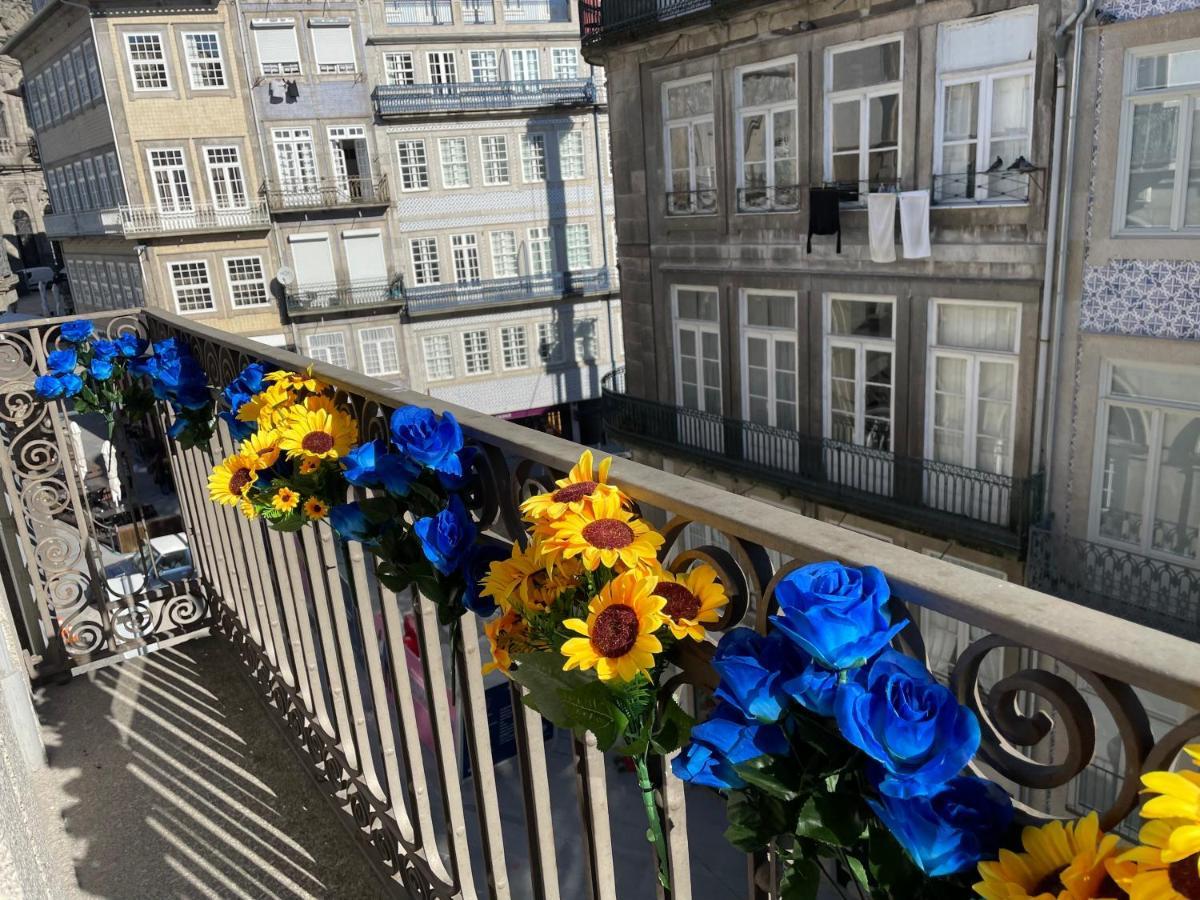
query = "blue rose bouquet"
xmin=673 ymin=561 xmax=1015 ymax=899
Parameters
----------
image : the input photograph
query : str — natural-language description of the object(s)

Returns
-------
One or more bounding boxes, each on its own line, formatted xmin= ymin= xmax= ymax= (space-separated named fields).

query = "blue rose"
xmin=835 ymin=650 xmax=980 ymax=798
xmin=329 ymin=503 xmax=380 ymax=545
xmin=89 ymin=358 xmax=114 ymax=381
xmin=175 ymin=380 xmax=211 ymax=411
xmin=413 ymin=495 xmax=476 ymax=576
xmin=867 ymin=776 xmax=1013 ymax=877
xmin=343 ymin=440 xmax=418 ymax=495
xmin=116 ymin=333 xmax=147 ymax=358
xmin=222 ymin=363 xmax=265 ymax=413
xmin=60 ymin=320 xmax=94 ymax=343
xmin=713 ymin=629 xmax=840 ymax=722
xmin=390 ymin=406 xmax=464 ymax=476
xmin=671 ymin=702 xmax=789 ymax=790
xmin=34 ymin=375 xmax=64 ymax=399
xmin=47 ymin=349 xmax=76 ymax=375
xmin=436 ymin=445 xmax=479 ymax=492
xmin=168 ymin=417 xmax=188 ymax=440
xmin=152 ymin=337 xmax=181 ymax=360
xmin=219 ymin=411 xmax=254 ymax=442
xmin=60 ymin=373 xmax=83 ymax=397
xmin=343 ymin=440 xmax=386 ymax=486
xmin=91 ymin=339 xmax=118 ymax=361
xmin=129 ymin=355 xmax=158 ymax=379
xmin=769 ymin=562 xmax=905 ymax=670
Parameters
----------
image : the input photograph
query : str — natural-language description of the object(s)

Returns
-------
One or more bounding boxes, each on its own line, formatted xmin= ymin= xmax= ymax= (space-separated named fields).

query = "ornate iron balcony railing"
xmin=602 ymin=369 xmax=1042 ymax=551
xmin=384 ymin=0 xmax=454 ymax=25
xmin=403 ymin=266 xmax=614 ymax=315
xmin=933 ymin=169 xmax=1038 ymax=205
xmin=261 ymin=175 xmax=389 ymax=213
xmin=118 ymin=201 xmax=271 ymax=236
xmin=284 ymin=278 xmax=404 ymax=315
xmin=373 ymin=78 xmax=597 ymax=116
xmin=581 ymin=0 xmax=717 ymax=47
xmin=666 ymin=188 xmax=718 ymax=216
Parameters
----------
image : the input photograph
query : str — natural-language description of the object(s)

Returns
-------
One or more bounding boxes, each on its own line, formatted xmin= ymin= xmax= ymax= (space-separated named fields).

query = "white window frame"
xmin=427 ymin=50 xmax=458 ymax=84
xmin=672 ymin=285 xmax=723 ymax=414
xmin=384 ymin=52 xmax=415 ymax=86
xmin=147 ymin=148 xmax=193 ymax=213
xmin=520 ymin=133 xmax=547 ymax=183
xmin=822 ymin=293 xmax=896 ymax=450
xmin=423 ymin=334 xmax=454 ymax=381
xmin=509 ymin=48 xmax=540 ymax=81
xmin=224 ymin=255 xmax=270 ymax=308
xmin=409 ymin=236 xmax=440 ymax=285
xmin=358 ymin=326 xmax=401 ymax=377
xmin=451 ymin=233 xmax=481 ymax=282
xmin=537 ymin=320 xmax=564 ymax=364
xmin=663 ymin=74 xmax=717 ymax=216
xmin=307 ymin=332 xmax=349 ymax=368
xmin=462 ymin=329 xmax=492 ymax=375
xmin=204 ymin=145 xmax=248 ymax=210
xmin=72 ymin=46 xmax=91 ymax=106
xmin=527 ymin=226 xmax=553 ymax=275
xmin=311 ymin=22 xmax=357 ymax=75
xmin=738 ymin=288 xmax=799 ymax=428
xmin=734 ymin=56 xmax=800 ymax=212
xmin=470 ymin=50 xmax=499 ymax=83
xmin=490 ymin=230 xmax=519 ymax=277
xmin=480 ymin=135 xmax=510 ymax=185
xmin=823 ymin=34 xmax=903 ymax=197
xmin=574 ymin=318 xmax=598 ymax=363
xmin=551 ymin=47 xmax=578 ymax=80
xmin=438 ymin=137 xmax=471 ymax=189
xmin=396 ymin=139 xmax=430 ymax=192
xmin=565 ymin=223 xmax=591 ymax=270
xmin=500 ymin=324 xmax=529 ymax=370
xmin=558 ymin=130 xmax=585 ymax=180
xmin=168 ymin=259 xmax=215 ymax=314
xmin=182 ymin=30 xmax=226 ymax=90
xmin=125 ymin=32 xmax=171 ymax=92
xmin=252 ymin=21 xmax=302 ymax=77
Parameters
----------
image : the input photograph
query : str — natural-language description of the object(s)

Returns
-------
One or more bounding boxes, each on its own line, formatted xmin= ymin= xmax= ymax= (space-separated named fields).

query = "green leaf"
xmin=509 ymin=651 xmax=629 ymax=750
xmin=650 ymin=698 xmax=695 ymax=755
xmin=779 ymin=858 xmax=820 ymax=900
xmin=723 ymin=791 xmax=795 ymax=853
xmin=359 ymin=496 xmax=399 ymax=524
xmin=844 ymin=854 xmax=869 ymax=895
xmin=733 ymin=754 xmax=803 ymax=801
xmin=793 ymin=794 xmax=863 ymax=848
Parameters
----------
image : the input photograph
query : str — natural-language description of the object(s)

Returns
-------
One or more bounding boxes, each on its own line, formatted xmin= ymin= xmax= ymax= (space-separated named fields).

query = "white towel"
xmin=899 ymin=190 xmax=931 ymax=259
xmin=867 ymin=193 xmax=896 ymax=264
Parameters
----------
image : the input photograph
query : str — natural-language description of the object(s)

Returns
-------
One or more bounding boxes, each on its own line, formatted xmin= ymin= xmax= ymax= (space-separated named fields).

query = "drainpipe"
xmin=1031 ymin=0 xmax=1095 ymax=519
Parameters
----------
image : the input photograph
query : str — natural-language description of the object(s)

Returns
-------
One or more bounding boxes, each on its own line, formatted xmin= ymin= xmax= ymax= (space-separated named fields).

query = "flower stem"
xmin=633 ymin=753 xmax=671 ymax=892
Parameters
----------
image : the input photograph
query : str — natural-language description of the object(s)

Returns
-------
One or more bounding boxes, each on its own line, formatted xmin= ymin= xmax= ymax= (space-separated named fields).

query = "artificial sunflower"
xmin=1111 ymin=818 xmax=1200 ymax=899
xmin=272 ymin=487 xmax=301 ymax=513
xmin=303 ymin=497 xmax=329 ymax=520
xmin=561 ymin=570 xmax=665 ymax=682
xmin=652 ymin=564 xmax=729 ymax=641
xmin=240 ymin=429 xmax=280 ymax=468
xmin=298 ymin=457 xmax=321 ymax=475
xmin=239 ymin=497 xmax=260 ymax=520
xmin=482 ymin=609 xmax=529 ymax=676
xmin=265 ymin=369 xmax=326 ymax=394
xmin=975 ymin=813 xmax=1125 ymax=899
xmin=1141 ymin=745 xmax=1200 ymax=864
xmin=520 ymin=450 xmax=624 ymax=522
xmin=544 ymin=490 xmax=664 ymax=572
xmin=235 ymin=383 xmax=292 ymax=430
xmin=278 ymin=406 xmax=357 ymax=461
xmin=208 ymin=453 xmax=261 ymax=506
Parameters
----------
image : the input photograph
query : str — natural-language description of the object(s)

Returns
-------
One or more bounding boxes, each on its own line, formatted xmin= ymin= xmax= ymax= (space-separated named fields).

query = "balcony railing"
xmin=666 ymin=188 xmax=718 ymax=216
xmin=1 ymin=309 xmax=1196 ymax=898
xmin=119 ymin=201 xmax=271 ymax=236
xmin=736 ymin=184 xmax=801 ymax=212
xmin=1028 ymin=527 xmax=1200 ymax=641
xmin=374 ymin=78 xmax=597 ymax=116
xmin=933 ymin=169 xmax=1037 ymax=205
xmin=463 ymin=0 xmax=496 ymax=22
xmin=501 ymin=0 xmax=564 ymax=21
xmin=602 ymin=369 xmax=1042 ymax=550
xmin=403 ymin=266 xmax=614 ymax=315
xmin=45 ymin=207 xmax=124 ymax=238
xmin=581 ymin=0 xmax=716 ymax=46
xmin=285 ymin=278 xmax=404 ymax=315
xmin=261 ymin=175 xmax=389 ymax=213
xmin=384 ymin=0 xmax=453 ymax=24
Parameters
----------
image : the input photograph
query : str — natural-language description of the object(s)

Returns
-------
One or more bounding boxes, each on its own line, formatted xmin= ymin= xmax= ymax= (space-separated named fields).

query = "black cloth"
xmin=807 ymin=188 xmax=841 ymax=253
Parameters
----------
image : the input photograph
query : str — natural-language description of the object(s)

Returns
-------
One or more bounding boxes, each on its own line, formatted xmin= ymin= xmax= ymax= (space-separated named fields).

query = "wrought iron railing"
xmin=261 ymin=175 xmax=389 ymax=213
xmin=601 ymin=371 xmax=1042 ymax=550
xmin=1 ymin=309 xmax=1197 ymax=898
xmin=736 ymin=184 xmax=801 ymax=212
xmin=462 ymin=0 xmax=496 ymax=21
xmin=373 ymin=79 xmax=596 ymax=116
xmin=502 ymin=0 xmax=566 ymax=21
xmin=403 ymin=266 xmax=614 ymax=315
xmin=932 ymin=169 xmax=1037 ymax=205
xmin=1066 ymin=762 xmax=1141 ymax=842
xmin=285 ymin=278 xmax=404 ymax=315
xmin=1027 ymin=527 xmax=1200 ymax=641
xmin=384 ymin=0 xmax=453 ymax=24
xmin=580 ymin=0 xmax=716 ymax=46
xmin=666 ymin=188 xmax=718 ymax=216
xmin=119 ymin=201 xmax=271 ymax=235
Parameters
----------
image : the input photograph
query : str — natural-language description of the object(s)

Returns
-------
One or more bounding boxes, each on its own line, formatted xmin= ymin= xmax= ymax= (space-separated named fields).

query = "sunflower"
xmin=1111 ymin=818 xmax=1200 ymax=899
xmin=278 ymin=406 xmax=357 ymax=461
xmin=482 ymin=609 xmax=529 ymax=676
xmin=302 ymin=393 xmax=342 ymax=416
xmin=208 ymin=453 xmax=261 ymax=506
xmin=303 ymin=497 xmax=329 ymax=520
xmin=266 ymin=369 xmax=326 ymax=394
xmin=298 ymin=457 xmax=321 ymax=475
xmin=544 ymin=490 xmax=664 ymax=572
xmin=240 ymin=429 xmax=280 ymax=468
xmin=520 ymin=450 xmax=624 ymax=522
xmin=272 ymin=487 xmax=300 ymax=513
xmin=238 ymin=497 xmax=260 ymax=520
xmin=1141 ymin=745 xmax=1200 ymax=865
xmin=975 ymin=814 xmax=1126 ymax=899
xmin=652 ymin=564 xmax=729 ymax=641
xmin=481 ymin=541 xmax=548 ymax=611
xmin=561 ymin=570 xmax=665 ymax=682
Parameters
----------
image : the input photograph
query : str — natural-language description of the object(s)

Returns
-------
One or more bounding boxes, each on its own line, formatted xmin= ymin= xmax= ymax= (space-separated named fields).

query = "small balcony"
xmin=261 ymin=175 xmax=389 ymax=215
xmin=285 ymin=277 xmax=404 ymax=315
xmin=403 ymin=266 xmax=614 ymax=315
xmin=374 ymin=78 xmax=597 ymax=117
xmin=118 ymin=201 xmax=271 ymax=237
xmin=581 ymin=0 xmax=716 ymax=48
xmin=602 ymin=369 xmax=1042 ymax=552
xmin=44 ymin=208 xmax=124 ymax=238
xmin=933 ymin=169 xmax=1039 ymax=206
xmin=383 ymin=0 xmax=453 ymax=24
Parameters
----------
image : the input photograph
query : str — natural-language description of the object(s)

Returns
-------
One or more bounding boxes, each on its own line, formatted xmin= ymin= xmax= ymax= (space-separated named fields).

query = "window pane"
xmin=1110 ymin=362 xmax=1200 ymax=404
xmin=667 ymin=80 xmax=712 ymax=117
xmin=1151 ymin=411 xmax=1200 ymax=559
xmin=869 ymin=94 xmax=899 ymax=149
xmin=741 ymin=62 xmax=795 ymax=106
xmin=1098 ymin=405 xmax=1149 ymax=547
xmin=1187 ymin=105 xmax=1200 ymax=228
xmin=831 ymin=41 xmax=900 ymax=92
xmin=768 ymin=295 xmax=794 ymax=328
xmin=991 ymin=74 xmax=1031 ymax=139
xmin=832 ymin=101 xmax=860 ymax=153
xmin=830 ymin=298 xmax=893 ymax=337
xmin=1125 ymin=101 xmax=1179 ymax=230
xmin=943 ymin=82 xmax=979 ymax=142
xmin=1135 ymin=49 xmax=1200 ymax=91
xmin=935 ymin=304 xmax=1018 ymax=351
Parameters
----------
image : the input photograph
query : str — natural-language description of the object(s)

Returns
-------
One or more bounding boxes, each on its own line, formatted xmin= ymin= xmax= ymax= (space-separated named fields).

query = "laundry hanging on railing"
xmin=899 ymin=190 xmax=931 ymax=259
xmin=867 ymin=193 xmax=897 ymax=264
xmin=806 ymin=187 xmax=841 ymax=254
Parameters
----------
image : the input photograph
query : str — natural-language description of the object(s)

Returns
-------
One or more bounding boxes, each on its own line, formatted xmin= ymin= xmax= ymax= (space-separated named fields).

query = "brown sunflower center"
xmin=581 ymin=518 xmax=634 ymax=550
xmin=1169 ymin=854 xmax=1200 ymax=899
xmin=654 ymin=582 xmax=702 ymax=621
xmin=302 ymin=431 xmax=335 ymax=454
xmin=591 ymin=604 xmax=640 ymax=658
xmin=552 ymin=481 xmax=597 ymax=504
xmin=1030 ymin=868 xmax=1065 ymax=897
xmin=229 ymin=467 xmax=253 ymax=496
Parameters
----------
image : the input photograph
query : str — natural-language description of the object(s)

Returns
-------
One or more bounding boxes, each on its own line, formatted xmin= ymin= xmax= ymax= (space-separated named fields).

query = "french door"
xmin=273 ymin=128 xmax=319 ymax=206
xmin=826 ymin=338 xmax=894 ymax=494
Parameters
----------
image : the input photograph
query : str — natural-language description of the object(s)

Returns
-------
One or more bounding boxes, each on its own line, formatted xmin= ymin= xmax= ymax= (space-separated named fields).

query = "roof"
xmin=0 ymin=1 xmax=64 ymax=59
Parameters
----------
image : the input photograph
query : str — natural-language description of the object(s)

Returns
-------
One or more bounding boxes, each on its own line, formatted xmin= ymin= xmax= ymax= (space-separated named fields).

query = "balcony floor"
xmin=31 ymin=637 xmax=381 ymax=899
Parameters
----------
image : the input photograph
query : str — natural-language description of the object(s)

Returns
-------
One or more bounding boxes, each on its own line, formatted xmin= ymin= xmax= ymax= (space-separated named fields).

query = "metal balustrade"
xmin=666 ymin=188 xmax=718 ymax=216
xmin=581 ymin=0 xmax=716 ymax=46
xmin=462 ymin=0 xmax=496 ymax=22
xmin=285 ymin=279 xmax=404 ymax=315
xmin=933 ymin=169 xmax=1037 ymax=205
xmin=403 ymin=266 xmax=614 ymax=315
xmin=501 ymin=0 xmax=562 ymax=21
xmin=374 ymin=78 xmax=597 ymax=116
xmin=384 ymin=0 xmax=453 ymax=25
xmin=45 ymin=207 xmax=123 ymax=238
xmin=119 ymin=201 xmax=270 ymax=236
xmin=3 ymin=309 xmax=1197 ymax=899
xmin=262 ymin=175 xmax=389 ymax=213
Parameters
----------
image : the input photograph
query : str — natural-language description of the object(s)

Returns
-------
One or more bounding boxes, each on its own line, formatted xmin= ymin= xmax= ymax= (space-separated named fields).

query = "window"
xmin=934 ymin=9 xmax=1036 ymax=204
xmin=1117 ymin=41 xmax=1200 ymax=231
xmin=384 ymin=52 xmax=415 ymax=85
xmin=558 ymin=130 xmax=584 ymax=179
xmin=312 ymin=22 xmax=356 ymax=74
xmin=396 ymin=140 xmax=429 ymax=191
xmin=410 ymin=237 xmax=440 ymax=284
xmin=673 ymin=286 xmax=721 ymax=413
xmin=205 ymin=146 xmax=247 ymax=209
xmin=224 ymin=256 xmax=268 ymax=307
xmin=148 ymin=149 xmax=193 ymax=213
xmin=328 ymin=126 xmax=369 ymax=199
xmin=470 ymin=50 xmax=499 ymax=83
xmin=252 ymin=21 xmax=301 ymax=76
xmin=741 ymin=290 xmax=797 ymax=429
xmin=169 ymin=260 xmax=214 ymax=313
xmin=184 ymin=32 xmax=226 ymax=88
xmin=451 ymin=233 xmax=480 ymax=282
xmin=359 ymin=326 xmax=400 ymax=376
xmin=427 ymin=51 xmax=457 ymax=84
xmin=106 ymin=152 xmax=125 ymax=205
xmin=574 ymin=318 xmax=597 ymax=362
xmin=521 ymin=133 xmax=546 ymax=182
xmin=126 ymin=33 xmax=169 ymax=90
xmin=73 ymin=46 xmax=91 ymax=105
xmin=510 ymin=49 xmax=540 ymax=81
xmin=462 ymin=330 xmax=491 ymax=374
xmin=82 ymin=158 xmax=99 ymax=209
xmin=565 ymin=223 xmax=591 ymax=269
xmin=736 ymin=58 xmax=799 ymax=211
xmin=423 ymin=334 xmax=453 ymax=381
xmin=490 ymin=230 xmax=519 ymax=277
xmin=824 ymin=296 xmax=895 ymax=450
xmin=84 ymin=42 xmax=102 ymax=99
xmin=664 ymin=76 xmax=717 ymax=215
xmin=51 ymin=65 xmax=66 ymax=119
xmin=480 ymin=135 xmax=509 ymax=185
xmin=926 ymin=300 xmax=1020 ymax=480
xmin=825 ymin=37 xmax=901 ymax=201
xmin=272 ymin=128 xmax=318 ymax=200
xmin=537 ymin=321 xmax=563 ymax=364
xmin=65 ymin=56 xmax=81 ymax=112
xmin=551 ymin=48 xmax=578 ymax=80
xmin=500 ymin=325 xmax=529 ymax=369
xmin=307 ymin=332 xmax=349 ymax=368
xmin=527 ymin=226 xmax=553 ymax=275
xmin=94 ymin=156 xmax=113 ymax=207
xmin=1092 ymin=362 xmax=1200 ymax=561
xmin=439 ymin=138 xmax=470 ymax=188
xmin=72 ymin=161 xmax=89 ymax=208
